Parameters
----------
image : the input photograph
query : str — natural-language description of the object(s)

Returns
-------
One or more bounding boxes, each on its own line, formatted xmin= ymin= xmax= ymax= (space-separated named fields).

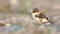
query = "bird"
xmin=31 ymin=8 xmax=49 ymax=24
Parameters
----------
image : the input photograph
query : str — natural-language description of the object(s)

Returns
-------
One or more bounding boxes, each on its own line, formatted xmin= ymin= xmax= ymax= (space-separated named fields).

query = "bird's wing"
xmin=35 ymin=13 xmax=48 ymax=20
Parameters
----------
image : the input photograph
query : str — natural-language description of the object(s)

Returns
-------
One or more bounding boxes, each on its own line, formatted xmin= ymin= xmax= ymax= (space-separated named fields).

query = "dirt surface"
xmin=0 ymin=0 xmax=60 ymax=34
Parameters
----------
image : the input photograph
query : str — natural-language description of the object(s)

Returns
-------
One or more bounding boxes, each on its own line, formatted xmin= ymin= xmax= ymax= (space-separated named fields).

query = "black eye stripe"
xmin=33 ymin=11 xmax=35 ymax=12
xmin=32 ymin=11 xmax=39 ymax=13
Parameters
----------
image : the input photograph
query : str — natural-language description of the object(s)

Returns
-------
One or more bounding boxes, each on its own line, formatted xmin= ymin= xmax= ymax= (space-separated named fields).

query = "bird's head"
xmin=31 ymin=8 xmax=40 ymax=15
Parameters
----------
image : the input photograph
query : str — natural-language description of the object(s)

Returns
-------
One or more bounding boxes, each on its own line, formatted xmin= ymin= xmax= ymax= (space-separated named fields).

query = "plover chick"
xmin=31 ymin=8 xmax=49 ymax=24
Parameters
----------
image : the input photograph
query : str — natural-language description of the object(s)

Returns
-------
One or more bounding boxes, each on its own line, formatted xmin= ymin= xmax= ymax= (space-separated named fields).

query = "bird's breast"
xmin=31 ymin=14 xmax=40 ymax=21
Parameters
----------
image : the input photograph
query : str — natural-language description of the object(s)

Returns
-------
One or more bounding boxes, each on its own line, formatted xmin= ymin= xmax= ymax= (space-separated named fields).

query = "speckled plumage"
xmin=31 ymin=8 xmax=48 ymax=24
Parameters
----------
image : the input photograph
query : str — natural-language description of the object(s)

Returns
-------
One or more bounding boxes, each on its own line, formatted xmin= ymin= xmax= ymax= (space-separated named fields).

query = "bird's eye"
xmin=33 ymin=11 xmax=35 ymax=12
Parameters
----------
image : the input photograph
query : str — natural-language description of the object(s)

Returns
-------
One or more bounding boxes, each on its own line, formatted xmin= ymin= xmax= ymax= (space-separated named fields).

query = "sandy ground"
xmin=0 ymin=0 xmax=60 ymax=34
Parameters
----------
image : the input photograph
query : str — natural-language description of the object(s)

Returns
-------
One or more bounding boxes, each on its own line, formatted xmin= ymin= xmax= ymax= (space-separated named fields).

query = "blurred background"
xmin=0 ymin=0 xmax=60 ymax=34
